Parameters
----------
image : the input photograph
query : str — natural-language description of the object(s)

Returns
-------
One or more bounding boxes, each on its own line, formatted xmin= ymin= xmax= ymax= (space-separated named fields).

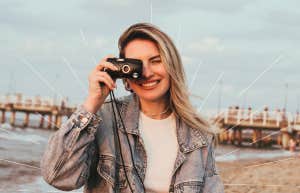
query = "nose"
xmin=142 ymin=61 xmax=154 ymax=78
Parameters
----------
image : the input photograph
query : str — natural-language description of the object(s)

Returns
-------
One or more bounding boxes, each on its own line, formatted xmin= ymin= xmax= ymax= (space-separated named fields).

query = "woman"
xmin=41 ymin=23 xmax=224 ymax=193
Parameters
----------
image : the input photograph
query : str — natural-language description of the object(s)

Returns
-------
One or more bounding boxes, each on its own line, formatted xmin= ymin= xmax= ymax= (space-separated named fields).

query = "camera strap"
xmin=109 ymin=91 xmax=145 ymax=193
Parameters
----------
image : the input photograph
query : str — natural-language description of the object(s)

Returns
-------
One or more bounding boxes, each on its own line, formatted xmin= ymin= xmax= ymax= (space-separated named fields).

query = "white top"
xmin=139 ymin=111 xmax=178 ymax=193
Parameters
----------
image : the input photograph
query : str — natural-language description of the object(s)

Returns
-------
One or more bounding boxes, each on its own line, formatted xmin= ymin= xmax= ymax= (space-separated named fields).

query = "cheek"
xmin=163 ymin=71 xmax=171 ymax=84
xmin=165 ymin=77 xmax=171 ymax=89
xmin=159 ymin=65 xmax=169 ymax=81
xmin=128 ymin=80 xmax=138 ymax=89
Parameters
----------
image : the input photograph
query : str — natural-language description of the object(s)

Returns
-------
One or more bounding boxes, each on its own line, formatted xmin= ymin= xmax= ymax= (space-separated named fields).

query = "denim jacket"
xmin=41 ymin=94 xmax=224 ymax=193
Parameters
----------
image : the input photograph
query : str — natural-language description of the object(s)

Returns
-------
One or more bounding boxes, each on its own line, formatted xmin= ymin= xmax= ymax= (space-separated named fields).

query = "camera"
xmin=105 ymin=58 xmax=143 ymax=79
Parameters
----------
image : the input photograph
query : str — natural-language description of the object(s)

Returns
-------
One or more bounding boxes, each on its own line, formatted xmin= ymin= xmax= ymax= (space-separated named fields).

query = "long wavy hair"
xmin=118 ymin=23 xmax=213 ymax=134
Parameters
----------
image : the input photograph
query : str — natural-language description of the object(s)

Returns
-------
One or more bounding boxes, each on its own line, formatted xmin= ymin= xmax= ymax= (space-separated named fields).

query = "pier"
xmin=0 ymin=94 xmax=76 ymax=130
xmin=2 ymin=93 xmax=300 ymax=149
xmin=214 ymin=106 xmax=300 ymax=149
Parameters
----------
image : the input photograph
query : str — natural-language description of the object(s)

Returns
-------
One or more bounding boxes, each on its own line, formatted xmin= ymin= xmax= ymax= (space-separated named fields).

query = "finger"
xmin=94 ymin=76 xmax=115 ymax=90
xmin=95 ymin=71 xmax=116 ymax=86
xmin=94 ymin=54 xmax=116 ymax=71
xmin=104 ymin=61 xmax=119 ymax=71
xmin=94 ymin=72 xmax=115 ymax=89
xmin=95 ymin=61 xmax=118 ymax=72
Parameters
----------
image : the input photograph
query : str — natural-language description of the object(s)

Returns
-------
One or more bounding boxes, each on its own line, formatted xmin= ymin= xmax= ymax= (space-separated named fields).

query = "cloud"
xmin=222 ymin=84 xmax=236 ymax=95
xmin=181 ymin=55 xmax=195 ymax=65
xmin=0 ymin=0 xmax=299 ymax=111
xmin=95 ymin=0 xmax=134 ymax=7
xmin=185 ymin=36 xmax=224 ymax=54
xmin=266 ymin=10 xmax=300 ymax=27
xmin=149 ymin=0 xmax=257 ymax=14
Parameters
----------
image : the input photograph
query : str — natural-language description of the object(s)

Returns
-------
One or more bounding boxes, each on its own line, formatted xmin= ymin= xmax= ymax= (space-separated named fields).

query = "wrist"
xmin=83 ymin=95 xmax=103 ymax=114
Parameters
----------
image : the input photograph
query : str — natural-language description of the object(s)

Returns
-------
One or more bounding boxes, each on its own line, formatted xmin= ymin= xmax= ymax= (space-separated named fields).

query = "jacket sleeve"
xmin=40 ymin=105 xmax=101 ymax=191
xmin=202 ymin=136 xmax=224 ymax=193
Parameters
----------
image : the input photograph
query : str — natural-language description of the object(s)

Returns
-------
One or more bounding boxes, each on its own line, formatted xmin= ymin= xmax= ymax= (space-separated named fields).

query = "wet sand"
xmin=1 ymin=124 xmax=299 ymax=193
xmin=0 ymin=161 xmax=39 ymax=191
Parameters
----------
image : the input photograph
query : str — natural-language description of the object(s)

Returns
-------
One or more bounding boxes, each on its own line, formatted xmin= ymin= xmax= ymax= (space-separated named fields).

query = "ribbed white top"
xmin=139 ymin=111 xmax=178 ymax=193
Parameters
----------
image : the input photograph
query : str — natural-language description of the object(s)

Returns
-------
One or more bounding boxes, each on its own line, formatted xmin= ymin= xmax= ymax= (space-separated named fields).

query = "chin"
xmin=136 ymin=91 xmax=169 ymax=103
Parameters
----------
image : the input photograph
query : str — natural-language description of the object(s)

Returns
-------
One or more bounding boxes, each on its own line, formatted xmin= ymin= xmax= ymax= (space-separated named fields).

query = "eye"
xmin=151 ymin=60 xmax=161 ymax=64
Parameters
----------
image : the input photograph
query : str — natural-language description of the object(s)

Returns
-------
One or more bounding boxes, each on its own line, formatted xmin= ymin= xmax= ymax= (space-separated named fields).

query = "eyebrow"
xmin=149 ymin=55 xmax=161 ymax=60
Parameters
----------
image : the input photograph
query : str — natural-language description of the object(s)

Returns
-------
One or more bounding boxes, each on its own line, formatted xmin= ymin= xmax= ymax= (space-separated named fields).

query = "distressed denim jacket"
xmin=41 ymin=94 xmax=224 ymax=193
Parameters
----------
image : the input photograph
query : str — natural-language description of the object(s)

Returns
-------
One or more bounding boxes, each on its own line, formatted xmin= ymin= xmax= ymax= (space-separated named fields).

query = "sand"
xmin=217 ymin=155 xmax=300 ymax=193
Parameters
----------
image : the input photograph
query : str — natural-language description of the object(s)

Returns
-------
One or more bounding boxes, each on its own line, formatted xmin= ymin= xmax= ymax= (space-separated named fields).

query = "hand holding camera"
xmin=83 ymin=55 xmax=143 ymax=113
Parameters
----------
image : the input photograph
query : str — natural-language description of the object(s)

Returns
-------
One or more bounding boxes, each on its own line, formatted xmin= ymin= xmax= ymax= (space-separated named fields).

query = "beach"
xmin=0 ymin=124 xmax=299 ymax=193
xmin=218 ymin=155 xmax=300 ymax=193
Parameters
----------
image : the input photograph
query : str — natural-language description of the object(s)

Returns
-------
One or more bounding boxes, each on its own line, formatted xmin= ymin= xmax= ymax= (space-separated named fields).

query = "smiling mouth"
xmin=139 ymin=80 xmax=160 ymax=88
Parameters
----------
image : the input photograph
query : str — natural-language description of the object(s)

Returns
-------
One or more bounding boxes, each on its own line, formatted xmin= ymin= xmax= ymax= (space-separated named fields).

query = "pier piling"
xmin=10 ymin=111 xmax=16 ymax=126
xmin=23 ymin=112 xmax=30 ymax=127
xmin=1 ymin=110 xmax=5 ymax=123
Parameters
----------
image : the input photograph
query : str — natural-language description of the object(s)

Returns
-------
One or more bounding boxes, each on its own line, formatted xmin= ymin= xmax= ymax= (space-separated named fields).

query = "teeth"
xmin=141 ymin=81 xmax=159 ymax=87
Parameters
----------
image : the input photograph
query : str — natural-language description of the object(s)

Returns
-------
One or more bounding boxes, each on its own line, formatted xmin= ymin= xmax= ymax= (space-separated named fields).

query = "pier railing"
xmin=0 ymin=94 xmax=76 ymax=129
xmin=214 ymin=107 xmax=300 ymax=149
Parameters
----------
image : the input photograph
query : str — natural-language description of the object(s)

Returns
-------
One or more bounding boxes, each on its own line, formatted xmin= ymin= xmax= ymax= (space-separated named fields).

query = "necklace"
xmin=141 ymin=105 xmax=171 ymax=118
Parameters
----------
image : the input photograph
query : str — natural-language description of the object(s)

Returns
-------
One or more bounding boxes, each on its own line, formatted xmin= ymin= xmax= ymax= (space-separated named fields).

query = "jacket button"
xmin=81 ymin=117 xmax=88 ymax=124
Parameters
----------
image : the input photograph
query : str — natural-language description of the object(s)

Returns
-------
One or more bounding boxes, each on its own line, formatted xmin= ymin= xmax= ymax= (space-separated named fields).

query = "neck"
xmin=139 ymin=98 xmax=172 ymax=119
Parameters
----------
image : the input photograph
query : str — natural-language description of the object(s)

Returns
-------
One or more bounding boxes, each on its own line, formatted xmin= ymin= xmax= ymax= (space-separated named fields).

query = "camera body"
xmin=105 ymin=58 xmax=143 ymax=79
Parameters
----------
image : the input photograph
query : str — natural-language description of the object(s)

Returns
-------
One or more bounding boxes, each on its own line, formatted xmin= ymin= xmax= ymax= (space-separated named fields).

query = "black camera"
xmin=105 ymin=58 xmax=143 ymax=79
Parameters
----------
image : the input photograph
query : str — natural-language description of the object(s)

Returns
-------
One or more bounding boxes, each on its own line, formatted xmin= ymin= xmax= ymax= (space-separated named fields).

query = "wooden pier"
xmin=214 ymin=106 xmax=300 ymax=149
xmin=0 ymin=94 xmax=76 ymax=130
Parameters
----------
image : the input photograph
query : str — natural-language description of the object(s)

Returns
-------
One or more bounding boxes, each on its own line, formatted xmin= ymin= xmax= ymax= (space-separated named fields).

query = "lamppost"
xmin=52 ymin=73 xmax=59 ymax=106
xmin=297 ymin=95 xmax=299 ymax=114
xmin=284 ymin=82 xmax=288 ymax=111
xmin=217 ymin=79 xmax=223 ymax=115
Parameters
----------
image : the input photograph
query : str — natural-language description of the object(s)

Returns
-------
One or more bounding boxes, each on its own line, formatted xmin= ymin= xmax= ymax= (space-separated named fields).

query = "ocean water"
xmin=215 ymin=144 xmax=295 ymax=162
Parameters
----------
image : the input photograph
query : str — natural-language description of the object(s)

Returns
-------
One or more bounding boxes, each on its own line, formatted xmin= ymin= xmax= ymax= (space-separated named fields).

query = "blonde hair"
xmin=118 ymin=23 xmax=213 ymax=134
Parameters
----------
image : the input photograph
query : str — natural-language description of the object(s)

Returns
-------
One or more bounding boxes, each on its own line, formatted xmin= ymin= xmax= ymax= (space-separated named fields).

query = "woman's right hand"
xmin=83 ymin=55 xmax=118 ymax=114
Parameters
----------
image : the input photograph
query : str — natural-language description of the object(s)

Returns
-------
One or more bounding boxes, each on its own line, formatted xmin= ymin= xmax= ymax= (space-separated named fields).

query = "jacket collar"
xmin=117 ymin=93 xmax=209 ymax=153
xmin=176 ymin=118 xmax=208 ymax=153
xmin=116 ymin=93 xmax=140 ymax=135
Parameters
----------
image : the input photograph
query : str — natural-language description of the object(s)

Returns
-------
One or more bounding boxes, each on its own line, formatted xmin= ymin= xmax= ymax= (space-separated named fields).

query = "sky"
xmin=0 ymin=0 xmax=299 ymax=116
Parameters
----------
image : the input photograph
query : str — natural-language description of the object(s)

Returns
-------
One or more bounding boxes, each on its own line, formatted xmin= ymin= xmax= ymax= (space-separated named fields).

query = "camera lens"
xmin=122 ymin=64 xmax=130 ymax=73
xmin=132 ymin=72 xmax=139 ymax=79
